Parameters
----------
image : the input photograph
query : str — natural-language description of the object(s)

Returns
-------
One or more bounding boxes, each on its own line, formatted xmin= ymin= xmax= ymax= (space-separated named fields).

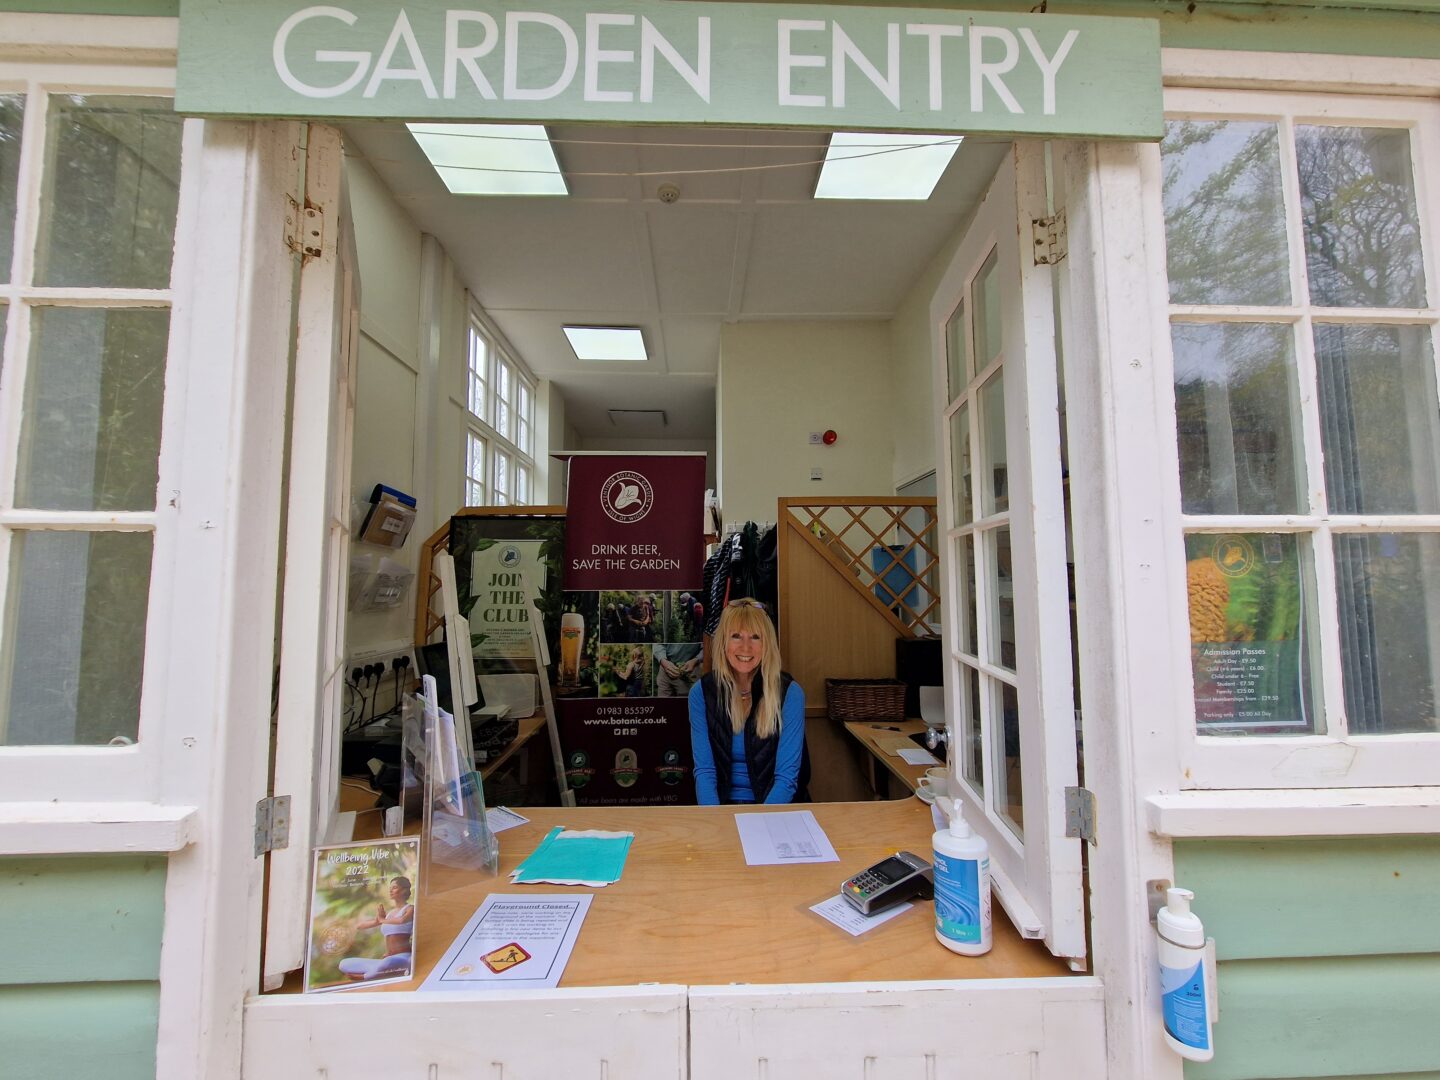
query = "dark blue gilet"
xmin=700 ymin=670 xmax=794 ymax=804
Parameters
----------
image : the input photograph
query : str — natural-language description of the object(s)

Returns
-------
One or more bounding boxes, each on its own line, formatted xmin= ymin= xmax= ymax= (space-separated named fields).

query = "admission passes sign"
xmin=175 ymin=0 xmax=1162 ymax=139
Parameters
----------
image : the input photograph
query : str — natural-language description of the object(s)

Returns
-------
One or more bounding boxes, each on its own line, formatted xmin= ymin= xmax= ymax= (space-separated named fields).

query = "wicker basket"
xmin=825 ymin=678 xmax=907 ymax=722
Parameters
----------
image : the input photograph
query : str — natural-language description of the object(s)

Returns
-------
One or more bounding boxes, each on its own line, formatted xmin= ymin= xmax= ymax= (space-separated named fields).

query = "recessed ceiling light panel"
xmin=814 ymin=132 xmax=962 ymax=201
xmin=407 ymin=123 xmax=567 ymax=196
xmin=563 ymin=326 xmax=648 ymax=362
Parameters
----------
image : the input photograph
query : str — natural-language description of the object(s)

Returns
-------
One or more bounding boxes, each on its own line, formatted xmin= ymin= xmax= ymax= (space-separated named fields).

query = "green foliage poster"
xmin=1186 ymin=533 xmax=1314 ymax=731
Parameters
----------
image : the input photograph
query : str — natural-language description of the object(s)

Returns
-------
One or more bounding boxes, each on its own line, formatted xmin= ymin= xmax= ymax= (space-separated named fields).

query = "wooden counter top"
xmin=339 ymin=799 xmax=1072 ymax=992
xmin=843 ymin=719 xmax=937 ymax=796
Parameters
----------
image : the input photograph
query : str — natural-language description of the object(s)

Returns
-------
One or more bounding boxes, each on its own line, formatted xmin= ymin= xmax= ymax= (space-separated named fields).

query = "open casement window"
xmin=932 ymin=145 xmax=1084 ymax=961
xmin=1155 ymin=90 xmax=1440 ymax=788
xmin=0 ymin=74 xmax=188 ymax=801
xmin=264 ymin=125 xmax=360 ymax=985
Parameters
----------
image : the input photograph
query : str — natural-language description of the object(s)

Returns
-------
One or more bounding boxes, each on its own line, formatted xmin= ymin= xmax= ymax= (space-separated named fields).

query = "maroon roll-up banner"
xmin=555 ymin=454 xmax=707 ymax=806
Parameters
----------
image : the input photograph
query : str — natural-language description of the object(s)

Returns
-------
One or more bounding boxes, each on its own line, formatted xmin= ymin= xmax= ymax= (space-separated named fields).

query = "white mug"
xmin=915 ymin=767 xmax=948 ymax=799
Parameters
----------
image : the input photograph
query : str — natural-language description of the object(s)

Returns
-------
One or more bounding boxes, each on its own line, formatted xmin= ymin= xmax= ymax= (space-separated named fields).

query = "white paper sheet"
xmin=810 ymin=894 xmax=914 ymax=936
xmin=486 ymin=806 xmax=529 ymax=834
xmin=734 ymin=810 xmax=839 ymax=865
xmin=421 ymin=893 xmax=592 ymax=991
xmin=897 ymin=747 xmax=940 ymax=766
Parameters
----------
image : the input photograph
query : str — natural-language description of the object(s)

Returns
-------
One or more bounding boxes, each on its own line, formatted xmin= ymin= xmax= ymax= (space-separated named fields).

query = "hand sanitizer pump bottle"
xmin=932 ymin=796 xmax=991 ymax=955
xmin=1157 ymin=887 xmax=1214 ymax=1061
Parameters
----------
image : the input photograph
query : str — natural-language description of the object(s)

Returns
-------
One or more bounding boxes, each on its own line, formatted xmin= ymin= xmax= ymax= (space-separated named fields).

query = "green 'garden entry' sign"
xmin=176 ymin=0 xmax=1162 ymax=139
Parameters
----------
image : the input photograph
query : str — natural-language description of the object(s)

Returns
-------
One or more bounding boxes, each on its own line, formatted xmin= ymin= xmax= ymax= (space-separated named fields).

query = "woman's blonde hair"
xmin=711 ymin=599 xmax=784 ymax=738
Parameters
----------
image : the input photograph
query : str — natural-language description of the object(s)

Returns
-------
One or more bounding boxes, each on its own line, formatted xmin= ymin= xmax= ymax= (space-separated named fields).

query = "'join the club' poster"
xmin=557 ymin=454 xmax=707 ymax=805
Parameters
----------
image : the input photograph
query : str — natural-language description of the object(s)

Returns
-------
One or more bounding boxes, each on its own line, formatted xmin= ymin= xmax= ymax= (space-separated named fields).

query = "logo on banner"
xmin=601 ymin=470 xmax=655 ymax=524
xmin=499 ymin=544 xmax=523 ymax=568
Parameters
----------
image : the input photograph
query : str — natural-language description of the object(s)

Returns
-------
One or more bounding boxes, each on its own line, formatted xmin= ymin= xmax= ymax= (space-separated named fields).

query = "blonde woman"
xmin=688 ymin=599 xmax=807 ymax=804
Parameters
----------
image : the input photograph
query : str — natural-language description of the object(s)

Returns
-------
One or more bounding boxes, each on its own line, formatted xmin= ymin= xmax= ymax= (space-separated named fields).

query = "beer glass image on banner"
xmin=598 ymin=644 xmax=653 ymax=698
xmin=556 ymin=591 xmax=599 ymax=697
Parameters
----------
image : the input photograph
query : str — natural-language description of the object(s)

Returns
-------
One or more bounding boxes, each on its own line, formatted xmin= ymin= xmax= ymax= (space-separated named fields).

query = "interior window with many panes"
xmin=1162 ymin=93 xmax=1440 ymax=740
xmin=462 ymin=316 xmax=536 ymax=507
xmin=0 ymin=93 xmax=181 ymax=747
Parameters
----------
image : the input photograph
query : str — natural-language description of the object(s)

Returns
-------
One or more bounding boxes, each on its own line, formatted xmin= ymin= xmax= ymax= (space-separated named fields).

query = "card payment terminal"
xmin=841 ymin=851 xmax=934 ymax=916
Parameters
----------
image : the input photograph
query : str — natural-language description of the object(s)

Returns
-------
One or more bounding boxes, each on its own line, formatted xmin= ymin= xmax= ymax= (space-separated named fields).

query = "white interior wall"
xmin=716 ymin=322 xmax=894 ymax=527
xmin=538 ymin=379 xmax=569 ymax=504
xmin=889 ymin=224 xmax=969 ymax=491
xmin=348 ymin=158 xmax=424 ymax=657
xmin=346 ymin=156 xmax=569 ymax=672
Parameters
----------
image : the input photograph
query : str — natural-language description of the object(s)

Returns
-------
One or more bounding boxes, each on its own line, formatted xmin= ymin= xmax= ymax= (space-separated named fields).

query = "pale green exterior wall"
xmin=1174 ymin=838 xmax=1440 ymax=1080
xmin=1 ymin=0 xmax=1439 ymax=59
xmin=0 ymin=856 xmax=166 ymax=1080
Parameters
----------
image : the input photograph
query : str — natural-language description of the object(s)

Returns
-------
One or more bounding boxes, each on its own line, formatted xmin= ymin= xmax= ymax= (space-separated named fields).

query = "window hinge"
xmin=1065 ymin=786 xmax=1097 ymax=845
xmin=1032 ymin=210 xmax=1067 ymax=266
xmin=284 ymin=195 xmax=324 ymax=259
xmin=254 ymin=795 xmax=292 ymax=856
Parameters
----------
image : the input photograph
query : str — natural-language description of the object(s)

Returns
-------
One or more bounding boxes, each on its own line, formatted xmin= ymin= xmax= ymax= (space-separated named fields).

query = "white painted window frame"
xmin=933 ymin=145 xmax=1084 ymax=961
xmin=1145 ymin=76 xmax=1440 ymax=791
xmin=0 ymin=18 xmax=197 ymax=821
xmin=464 ymin=428 xmax=488 ymax=506
xmin=462 ymin=304 xmax=536 ymax=507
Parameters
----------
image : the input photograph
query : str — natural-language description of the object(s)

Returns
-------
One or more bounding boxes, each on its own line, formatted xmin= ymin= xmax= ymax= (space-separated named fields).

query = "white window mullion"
xmin=10 ymin=82 xmax=44 ymax=289
xmin=0 ymin=296 xmax=31 ymax=509
xmin=1309 ymin=519 xmax=1350 ymax=737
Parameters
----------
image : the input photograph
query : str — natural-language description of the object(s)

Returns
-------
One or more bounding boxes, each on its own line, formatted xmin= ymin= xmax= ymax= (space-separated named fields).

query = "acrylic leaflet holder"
xmin=417 ymin=675 xmax=500 ymax=896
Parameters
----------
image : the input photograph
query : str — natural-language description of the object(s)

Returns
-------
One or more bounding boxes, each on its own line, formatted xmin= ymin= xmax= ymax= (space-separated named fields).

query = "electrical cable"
xmin=346 ymin=136 xmax=965 ymax=180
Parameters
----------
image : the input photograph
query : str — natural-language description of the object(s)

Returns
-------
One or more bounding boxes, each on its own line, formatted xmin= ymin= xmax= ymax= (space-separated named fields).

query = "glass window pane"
xmin=36 ymin=95 xmax=182 ymax=289
xmin=497 ymin=360 xmax=511 ymax=400
xmin=1334 ymin=533 xmax=1440 ymax=734
xmin=1172 ymin=322 xmax=1305 ymax=515
xmin=1185 ymin=532 xmax=1322 ymax=735
xmin=945 ymin=299 xmax=967 ymax=398
xmin=468 ymin=331 xmax=488 ymax=419
xmin=986 ymin=527 xmax=1015 ymax=672
xmin=978 ymin=371 xmax=1008 ymax=516
xmin=465 ymin=432 xmax=485 ymax=506
xmin=960 ymin=662 xmax=983 ymax=797
xmin=493 ymin=449 xmax=510 ymax=500
xmin=16 ymin=307 xmax=168 ymax=512
xmin=1298 ymin=125 xmax=1426 ymax=309
xmin=992 ymin=679 xmax=1022 ymax=838
xmin=496 ymin=401 xmax=511 ymax=439
xmin=1161 ymin=120 xmax=1290 ymax=306
xmin=948 ymin=405 xmax=972 ymax=526
xmin=0 ymin=95 xmax=24 ymax=285
xmin=1 ymin=530 xmax=152 ymax=746
xmin=516 ymin=465 xmax=531 ymax=504
xmin=954 ymin=534 xmax=977 ymax=656
xmin=1315 ymin=324 xmax=1440 ymax=515
xmin=971 ymin=248 xmax=1002 ymax=369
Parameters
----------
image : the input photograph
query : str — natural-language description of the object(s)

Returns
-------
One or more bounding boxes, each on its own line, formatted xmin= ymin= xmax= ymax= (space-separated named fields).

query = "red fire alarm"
xmin=822 ymin=429 xmax=838 ymax=446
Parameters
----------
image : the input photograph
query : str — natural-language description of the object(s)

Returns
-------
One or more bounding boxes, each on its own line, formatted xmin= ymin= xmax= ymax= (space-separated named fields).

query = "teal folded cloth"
xmin=511 ymin=825 xmax=634 ymax=886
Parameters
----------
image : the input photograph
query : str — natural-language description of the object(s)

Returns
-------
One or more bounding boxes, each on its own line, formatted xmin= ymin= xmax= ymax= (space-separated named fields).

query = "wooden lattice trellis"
xmin=779 ymin=497 xmax=940 ymax=638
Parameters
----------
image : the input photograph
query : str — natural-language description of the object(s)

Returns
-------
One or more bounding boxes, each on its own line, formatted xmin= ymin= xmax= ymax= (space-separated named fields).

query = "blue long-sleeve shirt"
xmin=688 ymin=680 xmax=806 ymax=805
